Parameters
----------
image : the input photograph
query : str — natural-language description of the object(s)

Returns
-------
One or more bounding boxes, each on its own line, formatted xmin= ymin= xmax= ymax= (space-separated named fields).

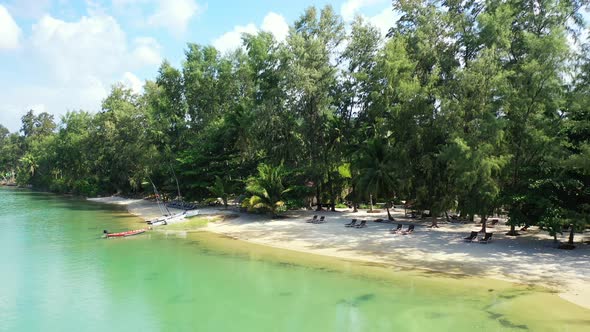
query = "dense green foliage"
xmin=1 ymin=2 xmax=588 ymax=241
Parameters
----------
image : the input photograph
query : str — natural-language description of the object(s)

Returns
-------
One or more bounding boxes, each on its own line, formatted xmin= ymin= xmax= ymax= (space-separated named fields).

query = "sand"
xmin=88 ymin=196 xmax=590 ymax=310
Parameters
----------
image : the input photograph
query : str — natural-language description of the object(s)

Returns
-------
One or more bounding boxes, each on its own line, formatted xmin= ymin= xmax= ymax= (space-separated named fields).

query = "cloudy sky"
xmin=0 ymin=0 xmax=397 ymax=132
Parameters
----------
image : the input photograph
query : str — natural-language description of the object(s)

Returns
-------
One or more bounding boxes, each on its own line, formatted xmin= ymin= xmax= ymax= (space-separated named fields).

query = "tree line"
xmin=1 ymin=1 xmax=588 ymax=243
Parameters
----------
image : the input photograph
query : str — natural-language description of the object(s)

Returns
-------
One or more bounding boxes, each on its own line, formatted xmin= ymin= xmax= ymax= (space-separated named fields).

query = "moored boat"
xmin=103 ymin=229 xmax=147 ymax=238
xmin=147 ymin=211 xmax=187 ymax=226
xmin=185 ymin=210 xmax=199 ymax=218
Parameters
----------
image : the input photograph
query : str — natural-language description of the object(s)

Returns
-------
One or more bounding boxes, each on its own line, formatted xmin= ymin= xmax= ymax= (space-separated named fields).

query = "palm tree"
xmin=207 ymin=175 xmax=234 ymax=209
xmin=353 ymin=138 xmax=398 ymax=220
xmin=246 ymin=163 xmax=292 ymax=217
xmin=20 ymin=154 xmax=38 ymax=177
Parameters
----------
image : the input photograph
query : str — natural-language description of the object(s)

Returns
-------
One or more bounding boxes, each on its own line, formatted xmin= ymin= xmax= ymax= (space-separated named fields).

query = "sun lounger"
xmin=355 ymin=220 xmax=367 ymax=228
xmin=313 ymin=216 xmax=326 ymax=224
xmin=306 ymin=215 xmax=318 ymax=223
xmin=464 ymin=231 xmax=478 ymax=242
xmin=345 ymin=219 xmax=358 ymax=227
xmin=390 ymin=224 xmax=402 ymax=233
xmin=402 ymin=224 xmax=415 ymax=235
xmin=479 ymin=232 xmax=493 ymax=243
xmin=375 ymin=218 xmax=395 ymax=223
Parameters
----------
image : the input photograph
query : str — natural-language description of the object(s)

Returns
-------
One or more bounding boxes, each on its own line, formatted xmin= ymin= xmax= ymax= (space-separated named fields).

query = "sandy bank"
xmin=88 ymin=196 xmax=590 ymax=310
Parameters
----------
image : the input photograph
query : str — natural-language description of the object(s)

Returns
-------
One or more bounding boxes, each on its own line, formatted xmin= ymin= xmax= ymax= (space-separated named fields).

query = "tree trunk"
xmin=479 ymin=216 xmax=487 ymax=234
xmin=445 ymin=211 xmax=450 ymax=222
xmin=506 ymin=224 xmax=519 ymax=236
xmin=315 ymin=184 xmax=323 ymax=211
xmin=568 ymin=225 xmax=575 ymax=245
xmin=369 ymin=194 xmax=373 ymax=212
xmin=351 ymin=184 xmax=358 ymax=212
xmin=429 ymin=215 xmax=439 ymax=228
xmin=328 ymin=172 xmax=336 ymax=212
xmin=169 ymin=163 xmax=182 ymax=200
xmin=386 ymin=202 xmax=393 ymax=221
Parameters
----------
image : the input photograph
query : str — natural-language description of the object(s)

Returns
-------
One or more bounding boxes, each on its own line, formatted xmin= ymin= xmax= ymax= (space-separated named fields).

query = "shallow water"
xmin=0 ymin=188 xmax=588 ymax=331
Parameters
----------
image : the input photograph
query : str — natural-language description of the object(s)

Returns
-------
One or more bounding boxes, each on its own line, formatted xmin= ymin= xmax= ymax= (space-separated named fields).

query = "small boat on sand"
xmin=185 ymin=210 xmax=199 ymax=218
xmin=147 ymin=210 xmax=199 ymax=226
xmin=103 ymin=229 xmax=147 ymax=238
xmin=148 ymin=211 xmax=186 ymax=226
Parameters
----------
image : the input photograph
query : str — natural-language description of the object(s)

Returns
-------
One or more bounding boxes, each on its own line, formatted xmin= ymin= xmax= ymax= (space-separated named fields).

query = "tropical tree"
xmin=0 ymin=131 xmax=23 ymax=183
xmin=353 ymin=138 xmax=398 ymax=220
xmin=246 ymin=164 xmax=292 ymax=217
xmin=2 ymin=2 xmax=589 ymax=248
xmin=445 ymin=46 xmax=509 ymax=233
xmin=207 ymin=175 xmax=236 ymax=209
xmin=286 ymin=6 xmax=345 ymax=210
xmin=381 ymin=2 xmax=458 ymax=227
xmin=498 ymin=0 xmax=575 ymax=235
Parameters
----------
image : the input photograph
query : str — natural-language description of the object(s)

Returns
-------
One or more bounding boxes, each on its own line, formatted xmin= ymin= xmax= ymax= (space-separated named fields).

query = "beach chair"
xmin=355 ymin=220 xmax=367 ymax=228
xmin=345 ymin=219 xmax=358 ymax=227
xmin=464 ymin=231 xmax=478 ymax=242
xmin=479 ymin=233 xmax=493 ymax=244
xmin=489 ymin=219 xmax=499 ymax=227
xmin=390 ymin=224 xmax=403 ymax=233
xmin=520 ymin=225 xmax=529 ymax=231
xmin=306 ymin=215 xmax=318 ymax=223
xmin=401 ymin=224 xmax=415 ymax=235
xmin=313 ymin=216 xmax=326 ymax=224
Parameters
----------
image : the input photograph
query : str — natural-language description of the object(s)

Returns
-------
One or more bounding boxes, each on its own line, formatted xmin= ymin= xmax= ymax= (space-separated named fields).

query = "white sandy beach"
xmin=88 ymin=196 xmax=590 ymax=310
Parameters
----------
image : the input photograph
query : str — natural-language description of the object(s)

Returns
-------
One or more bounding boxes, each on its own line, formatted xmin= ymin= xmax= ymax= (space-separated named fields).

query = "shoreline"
xmin=88 ymin=196 xmax=590 ymax=310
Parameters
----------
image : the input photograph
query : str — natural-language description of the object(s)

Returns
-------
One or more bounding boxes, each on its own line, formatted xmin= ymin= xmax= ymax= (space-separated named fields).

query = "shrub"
xmin=72 ymin=180 xmax=99 ymax=197
xmin=49 ymin=178 xmax=68 ymax=194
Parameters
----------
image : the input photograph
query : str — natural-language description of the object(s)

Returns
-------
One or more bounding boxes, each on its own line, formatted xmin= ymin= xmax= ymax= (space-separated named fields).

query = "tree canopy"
xmin=1 ymin=2 xmax=588 ymax=241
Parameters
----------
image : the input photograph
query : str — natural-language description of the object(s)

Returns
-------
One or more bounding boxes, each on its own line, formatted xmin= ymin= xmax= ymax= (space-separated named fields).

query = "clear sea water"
xmin=0 ymin=188 xmax=588 ymax=331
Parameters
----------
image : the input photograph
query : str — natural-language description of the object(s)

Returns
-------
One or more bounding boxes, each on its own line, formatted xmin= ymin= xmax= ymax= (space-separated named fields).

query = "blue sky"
xmin=0 ymin=0 xmax=397 ymax=132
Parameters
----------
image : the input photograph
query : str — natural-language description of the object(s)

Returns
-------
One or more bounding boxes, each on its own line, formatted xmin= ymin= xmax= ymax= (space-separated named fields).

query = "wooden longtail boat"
xmin=103 ymin=229 xmax=146 ymax=238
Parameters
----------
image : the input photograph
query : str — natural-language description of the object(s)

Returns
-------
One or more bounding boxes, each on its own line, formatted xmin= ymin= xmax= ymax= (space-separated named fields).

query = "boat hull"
xmin=185 ymin=210 xmax=199 ymax=218
xmin=105 ymin=229 xmax=146 ymax=238
xmin=147 ymin=211 xmax=189 ymax=226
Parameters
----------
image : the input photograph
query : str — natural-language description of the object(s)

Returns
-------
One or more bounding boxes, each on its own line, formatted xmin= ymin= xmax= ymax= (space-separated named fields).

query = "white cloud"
xmin=341 ymin=0 xmax=386 ymax=21
xmin=121 ymin=72 xmax=144 ymax=94
xmin=148 ymin=0 xmax=203 ymax=35
xmin=0 ymin=13 xmax=162 ymax=131
xmin=30 ymin=14 xmax=161 ymax=81
xmin=213 ymin=12 xmax=289 ymax=54
xmin=132 ymin=37 xmax=162 ymax=66
xmin=32 ymin=15 xmax=128 ymax=82
xmin=112 ymin=0 xmax=150 ymax=7
xmin=0 ymin=5 xmax=22 ymax=50
xmin=0 ymin=81 xmax=108 ymax=132
xmin=261 ymin=12 xmax=289 ymax=42
xmin=4 ymin=0 xmax=52 ymax=19
xmin=27 ymin=104 xmax=46 ymax=114
xmin=368 ymin=7 xmax=400 ymax=37
xmin=213 ymin=23 xmax=258 ymax=54
xmin=111 ymin=0 xmax=204 ymax=36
